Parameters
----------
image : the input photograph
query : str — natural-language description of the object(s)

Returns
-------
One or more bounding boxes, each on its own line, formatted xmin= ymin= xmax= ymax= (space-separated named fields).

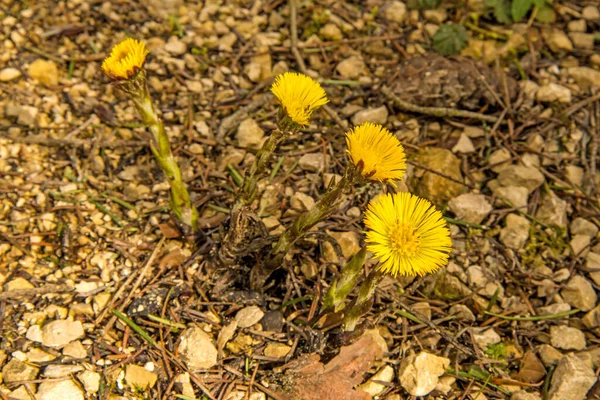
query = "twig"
xmin=1 ymin=133 xmax=146 ymax=148
xmin=484 ymin=309 xmax=580 ymax=321
xmin=382 ymin=86 xmax=501 ymax=123
xmin=407 ymin=160 xmax=477 ymax=190
xmin=0 ymin=284 xmax=73 ymax=300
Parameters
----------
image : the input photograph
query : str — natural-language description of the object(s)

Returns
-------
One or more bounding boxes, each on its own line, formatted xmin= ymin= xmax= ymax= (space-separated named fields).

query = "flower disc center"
xmin=389 ymin=222 xmax=420 ymax=257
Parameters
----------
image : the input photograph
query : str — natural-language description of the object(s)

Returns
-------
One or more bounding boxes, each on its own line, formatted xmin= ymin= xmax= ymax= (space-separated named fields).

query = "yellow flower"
xmin=102 ymin=38 xmax=149 ymax=80
xmin=346 ymin=122 xmax=406 ymax=182
xmin=271 ymin=72 xmax=329 ymax=126
xmin=364 ymin=192 xmax=451 ymax=277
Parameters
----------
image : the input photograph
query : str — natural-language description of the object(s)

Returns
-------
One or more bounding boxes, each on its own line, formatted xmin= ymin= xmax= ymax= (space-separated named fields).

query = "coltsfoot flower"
xmin=102 ymin=38 xmax=149 ymax=80
xmin=271 ymin=72 xmax=328 ymax=126
xmin=346 ymin=122 xmax=406 ymax=182
xmin=364 ymin=192 xmax=451 ymax=277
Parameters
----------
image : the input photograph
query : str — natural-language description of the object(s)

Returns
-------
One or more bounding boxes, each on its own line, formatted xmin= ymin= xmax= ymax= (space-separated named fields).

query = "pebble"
xmin=38 ymin=320 xmax=84 ymax=348
xmin=569 ymin=32 xmax=595 ymax=49
xmin=6 ymin=277 xmax=34 ymax=291
xmin=298 ymin=153 xmax=327 ymax=172
xmin=62 ymin=340 xmax=87 ymax=359
xmin=383 ymin=1 xmax=407 ymax=24
xmin=492 ymin=185 xmax=529 ymax=209
xmin=512 ymin=391 xmax=542 ymax=400
xmin=536 ymin=83 xmax=572 ymax=104
xmin=448 ymin=304 xmax=476 ymax=322
xmin=37 ymin=379 xmax=84 ymax=400
xmin=174 ymin=373 xmax=195 ymax=398
xmin=550 ymin=325 xmax=586 ymax=350
xmin=235 ymin=306 xmax=264 ymax=328
xmin=561 ymin=275 xmax=597 ymax=311
xmin=178 ymin=326 xmax=218 ymax=370
xmin=538 ymin=344 xmax=564 ymax=367
xmin=500 ymin=214 xmax=530 ymax=249
xmin=547 ymin=354 xmax=596 ymax=400
xmin=264 ymin=342 xmax=291 ymax=358
xmin=0 ymin=67 xmax=21 ymax=82
xmin=319 ymin=23 xmax=343 ymax=41
xmin=567 ymin=19 xmax=587 ymax=32
xmin=565 ymin=165 xmax=584 ymax=186
xmin=415 ymin=148 xmax=465 ymax=204
xmin=567 ymin=67 xmax=600 ymax=91
xmin=587 ymin=252 xmax=600 ymax=285
xmin=582 ymin=5 xmax=600 ymax=20
xmin=398 ymin=352 xmax=450 ymax=396
xmin=358 ymin=365 xmax=394 ymax=397
xmin=236 ymin=118 xmax=265 ymax=149
xmin=535 ymin=191 xmax=568 ymax=228
xmin=17 ymin=105 xmax=39 ymax=127
xmin=290 ymin=192 xmax=315 ymax=212
xmin=471 ymin=328 xmax=501 ymax=350
xmin=351 ymin=106 xmax=389 ymax=125
xmin=571 ymin=217 xmax=598 ymax=237
xmin=78 ymin=370 xmax=100 ymax=393
xmin=336 ymin=56 xmax=367 ymax=79
xmin=570 ymin=234 xmax=590 ymax=257
xmin=423 ymin=9 xmax=447 ymax=24
xmin=2 ymin=358 xmax=39 ymax=383
xmin=125 ymin=364 xmax=158 ymax=390
xmin=43 ymin=364 xmax=83 ymax=378
xmin=497 ymin=165 xmax=544 ymax=194
xmin=448 ymin=193 xmax=492 ymax=224
xmin=165 ymin=36 xmax=187 ymax=55
xmin=28 ymin=59 xmax=59 ymax=87
xmin=543 ymin=30 xmax=573 ymax=52
xmin=452 ymin=132 xmax=475 ymax=154
xmin=330 ymin=231 xmax=361 ymax=259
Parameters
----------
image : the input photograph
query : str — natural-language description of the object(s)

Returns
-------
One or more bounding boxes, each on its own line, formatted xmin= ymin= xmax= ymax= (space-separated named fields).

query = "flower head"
xmin=102 ymin=38 xmax=149 ymax=80
xmin=270 ymin=72 xmax=329 ymax=126
xmin=364 ymin=192 xmax=451 ymax=277
xmin=346 ymin=122 xmax=406 ymax=182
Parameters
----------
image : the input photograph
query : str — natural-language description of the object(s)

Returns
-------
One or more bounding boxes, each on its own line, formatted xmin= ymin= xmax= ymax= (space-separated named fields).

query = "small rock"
xmin=319 ymin=23 xmax=343 ymax=41
xmin=17 ymin=105 xmax=38 ymax=126
xmin=78 ymin=370 xmax=100 ymax=393
xmin=448 ymin=193 xmax=492 ymax=224
xmin=547 ymin=354 xmax=596 ymax=400
xmin=538 ymin=344 xmax=564 ymax=367
xmin=488 ymin=148 xmax=512 ymax=172
xmin=464 ymin=126 xmax=485 ymax=138
xmin=186 ymin=80 xmax=204 ymax=93
xmin=466 ymin=265 xmax=488 ymax=289
xmin=550 ymin=325 xmax=586 ymax=351
xmin=178 ymin=326 xmax=218 ymax=370
xmin=165 ymin=36 xmax=187 ymax=55
xmin=535 ymin=191 xmax=567 ymax=228
xmin=264 ymin=342 xmax=291 ymax=358
xmin=497 ymin=165 xmax=544 ymax=194
xmin=538 ymin=303 xmax=571 ymax=316
xmin=414 ymin=148 xmax=465 ymax=204
xmin=41 ymin=320 xmax=84 ymax=348
xmin=5 ymin=277 xmax=34 ymax=291
xmin=174 ymin=373 xmax=195 ymax=399
xmin=330 ymin=231 xmax=361 ymax=259
xmin=2 ymin=358 xmax=39 ymax=383
xmin=500 ymin=214 xmax=530 ymax=249
xmin=567 ymin=19 xmax=587 ymax=32
xmin=565 ymin=165 xmax=584 ymax=186
xmin=37 ymin=379 xmax=84 ymax=400
xmin=398 ymin=352 xmax=450 ymax=396
xmin=44 ymin=364 xmax=83 ymax=378
xmin=63 ymin=340 xmax=87 ymax=359
xmin=358 ymin=365 xmax=394 ymax=397
xmin=587 ymin=252 xmax=600 ymax=285
xmin=471 ymin=328 xmax=501 ymax=350
xmin=511 ymin=391 xmax=542 ymax=400
xmin=570 ymin=217 xmax=598 ymax=237
xmin=298 ymin=153 xmax=326 ymax=172
xmin=351 ymin=106 xmax=388 ymax=125
xmin=561 ymin=275 xmax=597 ymax=311
xmin=492 ymin=185 xmax=529 ymax=208
xmin=543 ymin=30 xmax=573 ymax=52
xmin=423 ymin=9 xmax=447 ymax=24
xmin=336 ymin=56 xmax=367 ymax=79
xmin=28 ymin=59 xmax=59 ymax=86
xmin=236 ymin=118 xmax=265 ymax=149
xmin=536 ymin=83 xmax=572 ymax=104
xmin=570 ymin=234 xmax=591 ymax=257
xmin=567 ymin=67 xmax=600 ymax=91
xmin=125 ymin=364 xmax=157 ymax=390
xmin=290 ymin=192 xmax=315 ymax=212
xmin=452 ymin=132 xmax=475 ymax=154
xmin=235 ymin=306 xmax=265 ymax=328
xmin=569 ymin=32 xmax=595 ymax=50
xmin=383 ymin=1 xmax=407 ymax=24
xmin=448 ymin=304 xmax=476 ymax=322
xmin=0 ymin=67 xmax=21 ymax=82
xmin=582 ymin=5 xmax=600 ymax=20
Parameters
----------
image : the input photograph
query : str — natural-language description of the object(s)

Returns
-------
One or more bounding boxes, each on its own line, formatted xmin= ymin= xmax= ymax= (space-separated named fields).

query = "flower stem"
xmin=123 ymin=71 xmax=198 ymax=232
xmin=251 ymin=165 xmax=360 ymax=289
xmin=322 ymin=247 xmax=367 ymax=313
xmin=342 ymin=268 xmax=384 ymax=332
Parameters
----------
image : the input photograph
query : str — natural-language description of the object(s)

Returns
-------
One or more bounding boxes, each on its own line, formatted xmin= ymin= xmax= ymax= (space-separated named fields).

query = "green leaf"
xmin=493 ymin=0 xmax=512 ymax=23
xmin=512 ymin=0 xmax=534 ymax=21
xmin=433 ymin=24 xmax=470 ymax=55
xmin=535 ymin=2 xmax=555 ymax=23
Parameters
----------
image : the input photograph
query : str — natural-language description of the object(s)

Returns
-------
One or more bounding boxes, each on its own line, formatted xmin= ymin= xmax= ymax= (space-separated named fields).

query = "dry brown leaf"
xmin=273 ymin=335 xmax=383 ymax=400
xmin=514 ymin=350 xmax=546 ymax=383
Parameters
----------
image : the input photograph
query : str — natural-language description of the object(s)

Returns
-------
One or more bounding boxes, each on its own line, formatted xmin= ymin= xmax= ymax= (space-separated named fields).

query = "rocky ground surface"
xmin=1 ymin=0 xmax=600 ymax=399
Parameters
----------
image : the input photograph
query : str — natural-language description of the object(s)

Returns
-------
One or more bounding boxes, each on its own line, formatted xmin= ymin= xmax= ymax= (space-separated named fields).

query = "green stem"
xmin=124 ymin=71 xmax=198 ymax=232
xmin=342 ymin=268 xmax=384 ymax=332
xmin=251 ymin=165 xmax=361 ymax=289
xmin=322 ymin=247 xmax=367 ymax=313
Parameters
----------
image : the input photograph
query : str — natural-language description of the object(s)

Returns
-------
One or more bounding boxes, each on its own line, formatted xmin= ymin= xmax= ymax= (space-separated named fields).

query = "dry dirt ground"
xmin=1 ymin=0 xmax=600 ymax=399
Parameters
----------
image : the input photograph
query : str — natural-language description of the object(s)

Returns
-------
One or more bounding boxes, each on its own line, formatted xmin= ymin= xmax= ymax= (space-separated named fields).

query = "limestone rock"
xmin=448 ymin=193 xmax=492 ymax=224
xmin=569 ymin=33 xmax=594 ymax=50
xmin=500 ymin=214 xmax=530 ymax=249
xmin=28 ymin=59 xmax=59 ymax=87
xmin=582 ymin=5 xmax=600 ymax=20
xmin=319 ymin=23 xmax=343 ymax=41
xmin=40 ymin=320 xmax=84 ymax=348
xmin=497 ymin=165 xmax=544 ymax=194
xmin=351 ymin=106 xmax=389 ymax=125
xmin=358 ymin=365 xmax=394 ymax=397
xmin=383 ymin=1 xmax=407 ymax=24
xmin=235 ymin=306 xmax=265 ymax=328
xmin=290 ymin=192 xmax=315 ymax=212
xmin=236 ymin=118 xmax=265 ymax=149
xmin=298 ymin=153 xmax=327 ymax=172
xmin=178 ymin=327 xmax=218 ymax=370
xmin=37 ymin=379 xmax=84 ymax=400
xmin=492 ymin=185 xmax=529 ymax=208
xmin=535 ymin=192 xmax=567 ymax=228
xmin=165 ymin=36 xmax=187 ymax=55
xmin=125 ymin=364 xmax=158 ymax=390
xmin=17 ymin=106 xmax=38 ymax=127
xmin=561 ymin=275 xmax=597 ymax=311
xmin=570 ymin=217 xmax=598 ymax=237
xmin=0 ymin=67 xmax=21 ymax=82
xmin=398 ymin=352 xmax=450 ymax=396
xmin=414 ymin=148 xmax=465 ymax=204
xmin=2 ymin=358 xmax=39 ymax=383
xmin=336 ymin=56 xmax=367 ymax=79
xmin=550 ymin=325 xmax=586 ymax=350
xmin=471 ymin=328 xmax=501 ymax=350
xmin=587 ymin=252 xmax=600 ymax=285
xmin=452 ymin=133 xmax=475 ymax=154
xmin=43 ymin=364 xmax=83 ymax=378
xmin=547 ymin=354 xmax=596 ymax=400
xmin=78 ymin=370 xmax=100 ymax=393
xmin=543 ymin=30 xmax=573 ymax=52
xmin=536 ymin=83 xmax=572 ymax=103
xmin=264 ymin=342 xmax=292 ymax=358
xmin=567 ymin=67 xmax=600 ymax=91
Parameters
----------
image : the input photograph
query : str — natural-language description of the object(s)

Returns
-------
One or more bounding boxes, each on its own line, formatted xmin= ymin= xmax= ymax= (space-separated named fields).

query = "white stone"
xmin=78 ymin=370 xmax=100 ymax=393
xmin=41 ymin=320 xmax=84 ymax=348
xmin=550 ymin=325 xmax=586 ymax=350
xmin=0 ymin=67 xmax=21 ymax=82
xmin=234 ymin=306 xmax=264 ymax=328
xmin=536 ymin=83 xmax=572 ymax=104
xmin=448 ymin=193 xmax=492 ymax=224
xmin=384 ymin=1 xmax=407 ymax=24
xmin=236 ymin=118 xmax=265 ymax=149
xmin=358 ymin=365 xmax=394 ymax=396
xmin=561 ymin=275 xmax=597 ymax=311
xmin=178 ymin=327 xmax=218 ymax=370
xmin=452 ymin=132 xmax=475 ymax=154
xmin=37 ymin=379 xmax=84 ymax=400
xmin=165 ymin=36 xmax=187 ymax=55
xmin=548 ymin=354 xmax=596 ymax=400
xmin=351 ymin=106 xmax=389 ymax=125
xmin=398 ymin=352 xmax=450 ymax=396
xmin=500 ymin=214 xmax=530 ymax=249
xmin=336 ymin=56 xmax=367 ymax=79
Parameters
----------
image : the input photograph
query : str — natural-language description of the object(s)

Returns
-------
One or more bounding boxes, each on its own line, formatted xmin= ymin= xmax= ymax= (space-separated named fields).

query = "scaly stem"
xmin=251 ymin=164 xmax=361 ymax=289
xmin=118 ymin=71 xmax=198 ymax=232
xmin=322 ymin=247 xmax=367 ymax=313
xmin=342 ymin=268 xmax=384 ymax=332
